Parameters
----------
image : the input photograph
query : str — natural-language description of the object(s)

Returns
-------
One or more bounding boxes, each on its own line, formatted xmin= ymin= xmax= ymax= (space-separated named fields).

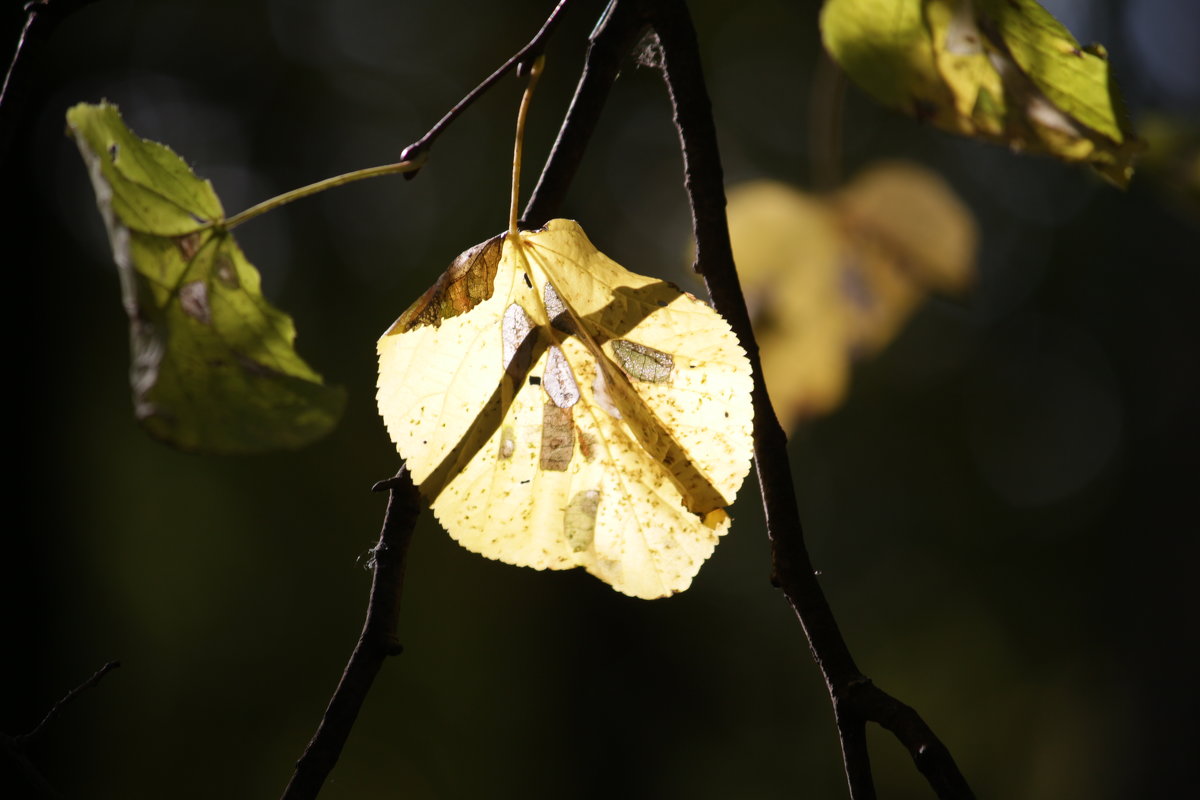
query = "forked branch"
xmin=646 ymin=0 xmax=974 ymax=797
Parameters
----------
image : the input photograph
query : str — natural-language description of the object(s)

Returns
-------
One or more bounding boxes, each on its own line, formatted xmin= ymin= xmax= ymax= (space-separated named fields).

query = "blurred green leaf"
xmin=820 ymin=0 xmax=1141 ymax=186
xmin=67 ymin=102 xmax=345 ymax=453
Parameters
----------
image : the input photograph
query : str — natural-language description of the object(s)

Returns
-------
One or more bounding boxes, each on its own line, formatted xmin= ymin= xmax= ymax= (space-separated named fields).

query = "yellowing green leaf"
xmin=377 ymin=220 xmax=754 ymax=599
xmin=820 ymin=0 xmax=1140 ymax=186
xmin=67 ymin=102 xmax=345 ymax=453
xmin=727 ymin=164 xmax=977 ymax=428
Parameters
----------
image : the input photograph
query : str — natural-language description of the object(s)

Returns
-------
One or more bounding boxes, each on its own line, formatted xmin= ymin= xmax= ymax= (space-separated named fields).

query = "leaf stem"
xmin=223 ymin=159 xmax=425 ymax=232
xmin=511 ymin=54 xmax=547 ymax=236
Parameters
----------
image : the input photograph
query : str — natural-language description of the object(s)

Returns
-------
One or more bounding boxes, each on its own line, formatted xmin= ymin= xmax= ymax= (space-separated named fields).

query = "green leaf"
xmin=820 ymin=0 xmax=1141 ymax=186
xmin=67 ymin=102 xmax=345 ymax=453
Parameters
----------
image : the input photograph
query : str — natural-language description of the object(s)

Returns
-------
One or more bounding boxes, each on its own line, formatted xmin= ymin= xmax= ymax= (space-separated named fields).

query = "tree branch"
xmin=521 ymin=0 xmax=649 ymax=227
xmin=280 ymin=467 xmax=421 ymax=800
xmin=1 ymin=0 xmax=101 ymax=159
xmin=14 ymin=660 xmax=121 ymax=747
xmin=2 ymin=659 xmax=120 ymax=798
xmin=399 ymin=0 xmax=574 ymax=168
xmin=646 ymin=1 xmax=973 ymax=797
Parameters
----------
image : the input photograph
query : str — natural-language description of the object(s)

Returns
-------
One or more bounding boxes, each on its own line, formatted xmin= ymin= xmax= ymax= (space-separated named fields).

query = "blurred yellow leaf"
xmin=820 ymin=0 xmax=1141 ymax=186
xmin=377 ymin=220 xmax=754 ymax=598
xmin=728 ymin=163 xmax=977 ymax=428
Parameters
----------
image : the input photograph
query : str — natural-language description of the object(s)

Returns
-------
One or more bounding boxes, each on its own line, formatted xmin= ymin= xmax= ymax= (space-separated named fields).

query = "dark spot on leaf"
xmin=656 ymin=300 xmax=668 ymax=307
xmin=233 ymin=352 xmax=284 ymax=379
xmin=175 ymin=232 xmax=203 ymax=261
xmin=214 ymin=253 xmax=239 ymax=288
xmin=913 ymin=99 xmax=938 ymax=122
xmin=543 ymin=282 xmax=575 ymax=334
xmin=540 ymin=402 xmax=574 ymax=471
xmin=563 ymin=489 xmax=601 ymax=552
xmin=108 ymin=143 xmax=118 ymax=160
xmin=523 ymin=272 xmax=533 ymax=289
xmin=529 ymin=376 xmax=541 ymax=385
xmin=179 ymin=281 xmax=211 ymax=325
xmin=577 ymin=430 xmax=598 ymax=461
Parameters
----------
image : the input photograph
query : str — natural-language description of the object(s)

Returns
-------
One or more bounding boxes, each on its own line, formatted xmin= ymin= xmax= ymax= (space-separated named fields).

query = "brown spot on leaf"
xmin=179 ymin=280 xmax=211 ymax=325
xmin=611 ymin=339 xmax=674 ymax=382
xmin=577 ymin=430 xmax=598 ymax=461
xmin=214 ymin=253 xmax=239 ymax=288
xmin=564 ymin=489 xmax=601 ymax=552
xmin=912 ymin=99 xmax=938 ymax=122
xmin=543 ymin=282 xmax=575 ymax=334
xmin=502 ymin=303 xmax=537 ymax=377
xmin=175 ymin=232 xmax=203 ymax=260
xmin=543 ymin=345 xmax=581 ymax=408
xmin=389 ymin=233 xmax=504 ymax=333
xmin=540 ymin=401 xmax=574 ymax=471
xmin=498 ymin=425 xmax=515 ymax=459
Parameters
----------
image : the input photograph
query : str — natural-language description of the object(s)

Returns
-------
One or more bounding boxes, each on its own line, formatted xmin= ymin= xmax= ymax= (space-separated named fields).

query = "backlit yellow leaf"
xmin=377 ymin=220 xmax=754 ymax=599
xmin=728 ymin=164 xmax=977 ymax=429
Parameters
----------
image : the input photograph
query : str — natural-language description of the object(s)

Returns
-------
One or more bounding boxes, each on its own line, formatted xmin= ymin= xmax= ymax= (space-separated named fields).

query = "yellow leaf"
xmin=727 ymin=163 xmax=977 ymax=429
xmin=377 ymin=219 xmax=754 ymax=599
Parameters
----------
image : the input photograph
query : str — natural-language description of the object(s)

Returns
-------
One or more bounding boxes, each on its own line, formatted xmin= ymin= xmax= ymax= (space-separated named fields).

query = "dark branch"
xmin=3 ymin=659 xmax=120 ymax=798
xmin=521 ymin=0 xmax=649 ymax=227
xmin=14 ymin=660 xmax=121 ymax=747
xmin=399 ymin=0 xmax=574 ymax=168
xmin=835 ymin=693 xmax=876 ymax=800
xmin=280 ymin=467 xmax=421 ymax=800
xmin=1 ymin=1 xmax=101 ymax=159
xmin=646 ymin=1 xmax=973 ymax=797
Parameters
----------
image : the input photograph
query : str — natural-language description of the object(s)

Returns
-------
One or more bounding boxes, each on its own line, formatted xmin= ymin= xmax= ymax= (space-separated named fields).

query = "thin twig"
xmin=1 ymin=1 xmax=100 ymax=158
xmin=399 ymin=0 xmax=574 ymax=167
xmin=2 ymin=659 xmax=121 ymax=799
xmin=809 ymin=49 xmax=847 ymax=192
xmin=522 ymin=0 xmax=650 ymax=227
xmin=646 ymin=1 xmax=973 ymax=797
xmin=280 ymin=467 xmax=421 ymax=800
xmin=14 ymin=660 xmax=121 ymax=747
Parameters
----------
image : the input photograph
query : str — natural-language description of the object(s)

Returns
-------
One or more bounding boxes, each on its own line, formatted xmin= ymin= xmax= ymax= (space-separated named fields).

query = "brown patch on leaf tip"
xmin=390 ymin=234 xmax=504 ymax=334
xmin=540 ymin=401 xmax=574 ymax=471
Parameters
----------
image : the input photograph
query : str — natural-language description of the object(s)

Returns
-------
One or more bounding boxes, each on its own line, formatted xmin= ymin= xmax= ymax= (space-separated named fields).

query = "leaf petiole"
xmin=510 ymin=54 xmax=546 ymax=237
xmin=222 ymin=157 xmax=426 ymax=232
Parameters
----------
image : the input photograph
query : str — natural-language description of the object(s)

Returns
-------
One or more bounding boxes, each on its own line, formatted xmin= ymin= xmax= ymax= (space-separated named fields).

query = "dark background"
xmin=4 ymin=0 xmax=1197 ymax=797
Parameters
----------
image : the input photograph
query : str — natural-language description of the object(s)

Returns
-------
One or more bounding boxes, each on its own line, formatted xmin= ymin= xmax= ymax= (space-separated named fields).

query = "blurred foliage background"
xmin=4 ymin=0 xmax=1197 ymax=797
